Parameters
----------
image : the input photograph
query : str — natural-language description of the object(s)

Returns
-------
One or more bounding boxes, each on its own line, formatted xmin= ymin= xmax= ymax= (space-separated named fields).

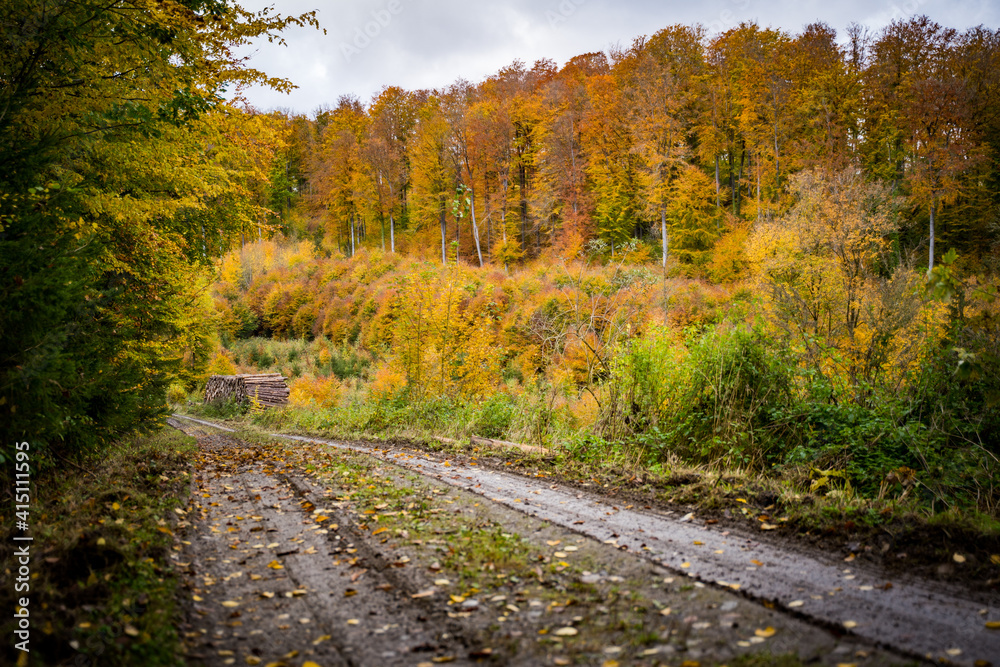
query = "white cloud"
xmin=230 ymin=0 xmax=1000 ymax=114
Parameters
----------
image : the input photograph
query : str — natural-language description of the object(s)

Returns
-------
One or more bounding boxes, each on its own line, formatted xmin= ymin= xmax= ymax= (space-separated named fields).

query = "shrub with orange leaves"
xmin=289 ymin=375 xmax=341 ymax=409
xmin=205 ymin=350 xmax=237 ymax=376
xmin=369 ymin=360 xmax=407 ymax=400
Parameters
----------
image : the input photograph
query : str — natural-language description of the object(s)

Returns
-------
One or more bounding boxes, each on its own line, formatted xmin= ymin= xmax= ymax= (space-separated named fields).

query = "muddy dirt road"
xmin=169 ymin=415 xmax=1000 ymax=666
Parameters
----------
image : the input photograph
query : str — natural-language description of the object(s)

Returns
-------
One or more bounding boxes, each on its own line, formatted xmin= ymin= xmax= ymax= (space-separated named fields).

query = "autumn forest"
xmin=3 ymin=3 xmax=1000 ymax=535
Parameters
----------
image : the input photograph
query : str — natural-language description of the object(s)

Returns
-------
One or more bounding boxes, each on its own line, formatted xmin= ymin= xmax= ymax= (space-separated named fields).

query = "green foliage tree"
xmin=0 ymin=0 xmax=318 ymax=460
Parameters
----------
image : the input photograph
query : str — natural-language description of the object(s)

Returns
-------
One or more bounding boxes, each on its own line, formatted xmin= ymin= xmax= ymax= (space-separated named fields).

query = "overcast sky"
xmin=231 ymin=0 xmax=999 ymax=115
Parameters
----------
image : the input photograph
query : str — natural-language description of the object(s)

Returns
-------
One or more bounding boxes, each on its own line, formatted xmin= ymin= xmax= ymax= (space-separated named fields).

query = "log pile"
xmin=242 ymin=373 xmax=290 ymax=408
xmin=204 ymin=374 xmax=289 ymax=409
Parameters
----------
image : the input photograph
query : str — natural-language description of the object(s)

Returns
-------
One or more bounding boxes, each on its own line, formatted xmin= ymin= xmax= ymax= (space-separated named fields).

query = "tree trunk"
xmin=928 ymin=201 xmax=936 ymax=273
xmin=470 ymin=188 xmax=483 ymax=267
xmin=350 ymin=216 xmax=356 ymax=257
xmin=390 ymin=213 xmax=395 ymax=253
xmin=440 ymin=203 xmax=447 ymax=265
xmin=714 ymin=156 xmax=721 ymax=209
xmin=661 ymin=209 xmax=668 ymax=268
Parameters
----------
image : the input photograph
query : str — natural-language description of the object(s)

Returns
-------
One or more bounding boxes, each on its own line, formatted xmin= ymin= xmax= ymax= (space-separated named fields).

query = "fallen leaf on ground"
xmin=221 ymin=601 xmax=239 ymax=608
xmin=788 ymin=600 xmax=804 ymax=608
xmin=755 ymin=627 xmax=776 ymax=638
xmin=554 ymin=627 xmax=578 ymax=636
xmin=843 ymin=620 xmax=858 ymax=629
xmin=986 ymin=621 xmax=1000 ymax=629
xmin=346 ymin=619 xmax=359 ymax=625
xmin=267 ymin=560 xmax=283 ymax=570
xmin=953 ymin=553 xmax=966 ymax=563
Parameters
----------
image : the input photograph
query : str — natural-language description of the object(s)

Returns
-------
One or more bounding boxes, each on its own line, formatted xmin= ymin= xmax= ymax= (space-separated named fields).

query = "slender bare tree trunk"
xmin=470 ymin=188 xmax=483 ymax=267
xmin=661 ymin=209 xmax=668 ymax=268
xmin=440 ymin=203 xmax=447 ymax=265
xmin=928 ymin=201 xmax=936 ymax=273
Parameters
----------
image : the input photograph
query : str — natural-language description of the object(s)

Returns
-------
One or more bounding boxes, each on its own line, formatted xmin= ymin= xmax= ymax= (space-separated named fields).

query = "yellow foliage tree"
xmin=747 ymin=169 xmax=948 ymax=396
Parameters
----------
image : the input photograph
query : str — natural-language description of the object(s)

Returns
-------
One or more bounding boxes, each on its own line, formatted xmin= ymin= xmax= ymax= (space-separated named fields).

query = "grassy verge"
xmin=1 ymin=428 xmax=195 ymax=666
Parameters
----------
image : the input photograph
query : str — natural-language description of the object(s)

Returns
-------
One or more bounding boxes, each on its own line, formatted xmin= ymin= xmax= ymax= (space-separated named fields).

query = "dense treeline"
xmin=203 ymin=16 xmax=1000 ymax=517
xmin=275 ymin=17 xmax=1000 ymax=276
xmin=0 ymin=0 xmax=316 ymax=460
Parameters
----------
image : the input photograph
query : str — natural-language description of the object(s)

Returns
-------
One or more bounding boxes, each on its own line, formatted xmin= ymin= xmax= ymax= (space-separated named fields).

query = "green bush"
xmin=471 ymin=393 xmax=518 ymax=439
xmin=604 ymin=324 xmax=793 ymax=469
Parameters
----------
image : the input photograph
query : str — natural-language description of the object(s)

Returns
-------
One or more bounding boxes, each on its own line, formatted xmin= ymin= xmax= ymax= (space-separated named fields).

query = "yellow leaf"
xmin=245 ymin=657 xmax=261 ymax=665
xmin=986 ymin=620 xmax=1000 ymax=629
xmin=693 ymin=541 xmax=703 ymax=545
xmin=755 ymin=627 xmax=776 ymax=638
xmin=302 ymin=663 xmax=322 ymax=667
xmin=735 ymin=498 xmax=747 ymax=503
xmin=553 ymin=627 xmax=578 ymax=636
xmin=267 ymin=560 xmax=284 ymax=570
xmin=547 ymin=540 xmax=561 ymax=546
xmin=953 ymin=553 xmax=966 ymax=563
xmin=192 ymin=595 xmax=203 ymax=601
xmin=112 ymin=502 xmax=120 ymax=511
xmin=372 ymin=527 xmax=387 ymax=535
xmin=788 ymin=600 xmax=804 ymax=608
xmin=124 ymin=625 xmax=139 ymax=637
xmin=312 ymin=635 xmax=331 ymax=645
xmin=221 ymin=601 xmax=239 ymax=608
xmin=843 ymin=620 xmax=858 ymax=629
xmin=346 ymin=619 xmax=359 ymax=625
xmin=681 ymin=562 xmax=690 ymax=568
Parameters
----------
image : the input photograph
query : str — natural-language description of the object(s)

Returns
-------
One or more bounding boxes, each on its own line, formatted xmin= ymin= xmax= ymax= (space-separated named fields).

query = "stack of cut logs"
xmin=204 ymin=373 xmax=289 ymax=409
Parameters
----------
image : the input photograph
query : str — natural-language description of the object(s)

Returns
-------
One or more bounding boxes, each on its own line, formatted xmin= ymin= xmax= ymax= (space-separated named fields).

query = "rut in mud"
xmin=168 ymin=416 xmax=998 ymax=666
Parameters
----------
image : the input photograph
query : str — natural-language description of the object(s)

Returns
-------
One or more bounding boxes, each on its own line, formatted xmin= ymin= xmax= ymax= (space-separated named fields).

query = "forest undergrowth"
xmin=176 ymin=210 xmax=1000 ymax=566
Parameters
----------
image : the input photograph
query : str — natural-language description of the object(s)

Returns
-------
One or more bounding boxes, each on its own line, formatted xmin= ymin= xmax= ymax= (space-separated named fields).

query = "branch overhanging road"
xmin=172 ymin=414 xmax=1000 ymax=665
